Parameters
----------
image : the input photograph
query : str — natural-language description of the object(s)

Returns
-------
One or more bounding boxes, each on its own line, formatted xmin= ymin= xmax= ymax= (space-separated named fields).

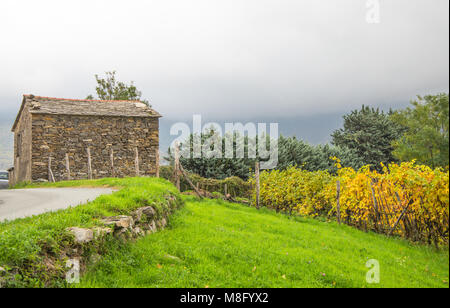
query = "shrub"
xmin=249 ymin=167 xmax=334 ymax=216
xmin=160 ymin=165 xmax=252 ymax=198
xmin=331 ymin=160 xmax=449 ymax=246
xmin=252 ymin=161 xmax=449 ymax=246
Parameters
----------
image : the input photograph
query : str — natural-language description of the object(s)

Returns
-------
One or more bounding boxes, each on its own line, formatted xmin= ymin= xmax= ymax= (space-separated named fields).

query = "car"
xmin=0 ymin=170 xmax=9 ymax=189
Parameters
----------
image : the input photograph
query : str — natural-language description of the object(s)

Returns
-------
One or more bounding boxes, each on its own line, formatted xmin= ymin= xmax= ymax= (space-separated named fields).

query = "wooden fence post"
xmin=389 ymin=193 xmax=410 ymax=236
xmin=336 ymin=180 xmax=341 ymax=224
xmin=179 ymin=164 xmax=203 ymax=198
xmin=87 ymin=147 xmax=92 ymax=180
xmin=174 ymin=142 xmax=180 ymax=191
xmin=370 ymin=181 xmax=381 ymax=232
xmin=48 ymin=157 xmax=55 ymax=183
xmin=255 ymin=161 xmax=260 ymax=209
xmin=110 ymin=148 xmax=115 ymax=177
xmin=224 ymin=183 xmax=228 ymax=196
xmin=135 ymin=147 xmax=140 ymax=177
xmin=65 ymin=153 xmax=71 ymax=181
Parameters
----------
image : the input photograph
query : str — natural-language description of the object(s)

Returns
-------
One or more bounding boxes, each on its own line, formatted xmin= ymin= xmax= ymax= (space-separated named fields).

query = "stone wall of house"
xmin=31 ymin=114 xmax=159 ymax=182
xmin=12 ymin=103 xmax=33 ymax=185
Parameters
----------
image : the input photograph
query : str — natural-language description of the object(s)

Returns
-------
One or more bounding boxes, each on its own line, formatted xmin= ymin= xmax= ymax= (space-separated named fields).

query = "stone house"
xmin=9 ymin=95 xmax=161 ymax=186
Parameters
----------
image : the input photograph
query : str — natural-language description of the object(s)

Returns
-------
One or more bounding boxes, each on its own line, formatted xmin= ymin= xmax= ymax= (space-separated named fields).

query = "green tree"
xmin=331 ymin=105 xmax=405 ymax=171
xmin=86 ymin=71 xmax=150 ymax=106
xmin=167 ymin=132 xmax=365 ymax=180
xmin=391 ymin=93 xmax=449 ymax=168
xmin=167 ymin=130 xmax=257 ymax=180
xmin=277 ymin=136 xmax=364 ymax=172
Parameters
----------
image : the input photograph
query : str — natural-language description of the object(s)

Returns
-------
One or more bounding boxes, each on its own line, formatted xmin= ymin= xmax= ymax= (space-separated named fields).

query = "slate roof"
xmin=12 ymin=95 xmax=161 ymax=131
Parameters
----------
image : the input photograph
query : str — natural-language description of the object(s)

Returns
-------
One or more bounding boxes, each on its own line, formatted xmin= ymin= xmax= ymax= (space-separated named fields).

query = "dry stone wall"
xmin=12 ymin=103 xmax=32 ymax=184
xmin=0 ymin=190 xmax=183 ymax=288
xmin=31 ymin=114 xmax=159 ymax=182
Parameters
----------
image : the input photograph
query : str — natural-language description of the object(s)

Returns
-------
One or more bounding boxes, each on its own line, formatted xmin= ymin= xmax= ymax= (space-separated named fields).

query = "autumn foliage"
xmin=251 ymin=160 xmax=449 ymax=246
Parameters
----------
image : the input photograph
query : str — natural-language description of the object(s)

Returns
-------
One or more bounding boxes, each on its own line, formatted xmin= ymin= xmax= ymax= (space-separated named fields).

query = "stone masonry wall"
xmin=31 ymin=114 xmax=159 ymax=182
xmin=12 ymin=103 xmax=33 ymax=185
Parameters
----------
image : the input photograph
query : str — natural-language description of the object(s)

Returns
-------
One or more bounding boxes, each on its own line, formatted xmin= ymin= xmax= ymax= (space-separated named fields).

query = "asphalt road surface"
xmin=0 ymin=188 xmax=115 ymax=222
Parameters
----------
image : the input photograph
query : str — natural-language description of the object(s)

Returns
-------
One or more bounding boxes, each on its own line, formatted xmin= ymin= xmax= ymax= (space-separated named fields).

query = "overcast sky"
xmin=0 ymin=0 xmax=448 ymax=122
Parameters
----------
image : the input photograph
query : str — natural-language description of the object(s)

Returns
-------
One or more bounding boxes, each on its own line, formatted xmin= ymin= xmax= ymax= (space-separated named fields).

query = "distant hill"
xmin=0 ymin=122 xmax=13 ymax=170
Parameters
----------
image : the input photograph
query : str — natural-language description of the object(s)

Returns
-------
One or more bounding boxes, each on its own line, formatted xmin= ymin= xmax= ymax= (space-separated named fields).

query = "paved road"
xmin=0 ymin=188 xmax=115 ymax=222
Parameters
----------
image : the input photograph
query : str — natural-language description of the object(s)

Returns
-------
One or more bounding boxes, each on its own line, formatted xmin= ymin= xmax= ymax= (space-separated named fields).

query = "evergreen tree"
xmin=167 ymin=131 xmax=256 ymax=180
xmin=277 ymin=136 xmax=364 ymax=172
xmin=331 ymin=105 xmax=405 ymax=171
xmin=167 ymin=133 xmax=365 ymax=180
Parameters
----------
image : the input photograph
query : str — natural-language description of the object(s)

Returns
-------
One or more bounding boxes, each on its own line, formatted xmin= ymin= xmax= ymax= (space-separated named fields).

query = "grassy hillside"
xmin=79 ymin=197 xmax=449 ymax=288
xmin=0 ymin=177 xmax=183 ymax=287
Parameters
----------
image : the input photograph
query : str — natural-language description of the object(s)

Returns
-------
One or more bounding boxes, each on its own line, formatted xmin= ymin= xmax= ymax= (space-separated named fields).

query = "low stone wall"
xmin=0 ymin=192 xmax=182 ymax=288
xmin=63 ymin=201 xmax=173 ymax=276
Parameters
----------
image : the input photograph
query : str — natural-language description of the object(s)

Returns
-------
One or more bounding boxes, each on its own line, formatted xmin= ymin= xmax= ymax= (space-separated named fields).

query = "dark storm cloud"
xmin=0 ymin=0 xmax=448 ymax=120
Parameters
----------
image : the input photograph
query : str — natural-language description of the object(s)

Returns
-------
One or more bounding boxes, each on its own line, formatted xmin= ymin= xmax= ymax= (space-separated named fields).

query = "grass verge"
xmin=79 ymin=197 xmax=449 ymax=288
xmin=0 ymin=177 xmax=183 ymax=288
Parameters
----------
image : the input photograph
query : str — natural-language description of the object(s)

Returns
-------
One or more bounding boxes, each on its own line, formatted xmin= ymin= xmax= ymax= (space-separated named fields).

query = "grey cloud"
xmin=0 ymin=0 xmax=448 ymax=120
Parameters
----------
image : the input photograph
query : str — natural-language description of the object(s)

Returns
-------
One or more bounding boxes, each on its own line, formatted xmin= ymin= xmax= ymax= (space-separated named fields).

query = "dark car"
xmin=0 ymin=171 xmax=9 ymax=189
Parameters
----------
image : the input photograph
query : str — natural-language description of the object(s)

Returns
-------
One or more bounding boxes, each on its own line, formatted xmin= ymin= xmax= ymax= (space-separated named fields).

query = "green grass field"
xmin=1 ymin=178 xmax=448 ymax=288
xmin=79 ymin=197 xmax=449 ymax=288
xmin=0 ymin=177 xmax=181 ymax=287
